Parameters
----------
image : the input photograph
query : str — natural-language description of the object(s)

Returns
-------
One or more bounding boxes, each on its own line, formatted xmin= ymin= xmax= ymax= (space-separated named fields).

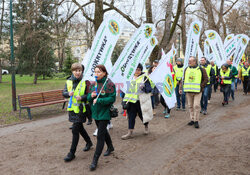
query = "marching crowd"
xmin=62 ymin=56 xmax=250 ymax=171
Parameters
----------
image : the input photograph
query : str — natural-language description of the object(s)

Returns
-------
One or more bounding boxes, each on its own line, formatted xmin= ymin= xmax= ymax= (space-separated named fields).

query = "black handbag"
xmin=122 ymin=101 xmax=129 ymax=110
xmin=110 ymin=105 xmax=119 ymax=118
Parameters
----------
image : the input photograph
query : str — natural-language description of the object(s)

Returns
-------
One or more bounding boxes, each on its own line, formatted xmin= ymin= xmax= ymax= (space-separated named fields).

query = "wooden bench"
xmin=18 ymin=89 xmax=67 ymax=120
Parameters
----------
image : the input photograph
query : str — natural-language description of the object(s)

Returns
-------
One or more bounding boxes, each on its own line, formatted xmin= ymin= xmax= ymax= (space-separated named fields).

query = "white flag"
xmin=109 ymin=24 xmax=156 ymax=93
xmin=184 ymin=21 xmax=202 ymax=69
xmin=198 ymin=45 xmax=204 ymax=61
xmin=83 ymin=16 xmax=123 ymax=81
xmin=233 ymin=34 xmax=249 ymax=67
xmin=205 ymin=30 xmax=226 ymax=68
xmin=204 ymin=39 xmax=210 ymax=58
xmin=149 ymin=56 xmax=176 ymax=109
xmin=224 ymin=34 xmax=237 ymax=60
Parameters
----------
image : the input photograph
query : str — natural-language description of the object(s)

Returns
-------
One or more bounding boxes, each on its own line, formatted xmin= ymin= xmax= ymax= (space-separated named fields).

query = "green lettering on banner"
xmin=102 ymin=44 xmax=112 ymax=64
xmin=127 ymin=68 xmax=134 ymax=79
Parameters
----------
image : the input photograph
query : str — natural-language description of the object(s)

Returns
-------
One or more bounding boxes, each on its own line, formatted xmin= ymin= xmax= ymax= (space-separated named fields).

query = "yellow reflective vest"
xmin=173 ymin=65 xmax=184 ymax=81
xmin=242 ymin=66 xmax=250 ymax=76
xmin=202 ymin=64 xmax=212 ymax=85
xmin=220 ymin=69 xmax=232 ymax=85
xmin=66 ymin=80 xmax=86 ymax=113
xmin=183 ymin=67 xmax=202 ymax=93
xmin=211 ymin=65 xmax=217 ymax=76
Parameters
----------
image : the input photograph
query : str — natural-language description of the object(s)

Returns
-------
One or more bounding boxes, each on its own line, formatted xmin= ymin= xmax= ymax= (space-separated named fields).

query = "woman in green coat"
xmin=87 ymin=65 xmax=116 ymax=171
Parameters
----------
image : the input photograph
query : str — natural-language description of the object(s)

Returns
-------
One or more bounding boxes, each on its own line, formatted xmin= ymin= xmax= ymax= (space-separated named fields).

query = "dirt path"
xmin=0 ymin=88 xmax=249 ymax=175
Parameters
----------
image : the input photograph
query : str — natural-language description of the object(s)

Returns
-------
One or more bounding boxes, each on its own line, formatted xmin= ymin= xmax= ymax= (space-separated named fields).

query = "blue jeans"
xmin=200 ymin=85 xmax=210 ymax=111
xmin=229 ymin=80 xmax=235 ymax=99
xmin=175 ymin=84 xmax=186 ymax=109
xmin=235 ymin=78 xmax=238 ymax=90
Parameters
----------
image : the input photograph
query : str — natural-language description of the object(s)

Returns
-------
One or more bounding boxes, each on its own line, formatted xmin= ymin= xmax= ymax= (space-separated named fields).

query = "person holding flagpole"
xmin=226 ymin=59 xmax=238 ymax=100
xmin=179 ymin=57 xmax=208 ymax=129
xmin=211 ymin=61 xmax=219 ymax=93
xmin=121 ymin=63 xmax=153 ymax=139
xmin=219 ymin=64 xmax=233 ymax=105
xmin=239 ymin=61 xmax=250 ymax=95
xmin=87 ymin=65 xmax=116 ymax=171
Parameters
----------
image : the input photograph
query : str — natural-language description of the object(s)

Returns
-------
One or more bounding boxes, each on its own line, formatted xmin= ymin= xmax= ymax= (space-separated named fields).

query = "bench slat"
xmin=27 ymin=100 xmax=67 ymax=108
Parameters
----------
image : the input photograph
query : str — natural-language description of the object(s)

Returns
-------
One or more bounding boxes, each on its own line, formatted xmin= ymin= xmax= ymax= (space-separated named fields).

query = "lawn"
xmin=0 ymin=74 xmax=68 ymax=125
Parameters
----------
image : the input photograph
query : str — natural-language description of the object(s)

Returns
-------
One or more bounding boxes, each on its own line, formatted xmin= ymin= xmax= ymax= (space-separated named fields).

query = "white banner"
xmin=205 ymin=30 xmax=226 ymax=68
xmin=207 ymin=53 xmax=214 ymax=62
xmin=224 ymin=34 xmax=237 ymax=60
xmin=149 ymin=56 xmax=176 ymax=109
xmin=81 ymin=49 xmax=91 ymax=67
xmin=83 ymin=17 xmax=123 ymax=81
xmin=233 ymin=34 xmax=249 ymax=67
xmin=198 ymin=45 xmax=204 ymax=61
xmin=140 ymin=36 xmax=158 ymax=71
xmin=204 ymin=39 xmax=210 ymax=58
xmin=139 ymin=93 xmax=154 ymax=123
xmin=184 ymin=21 xmax=202 ymax=68
xmin=109 ymin=24 xmax=156 ymax=93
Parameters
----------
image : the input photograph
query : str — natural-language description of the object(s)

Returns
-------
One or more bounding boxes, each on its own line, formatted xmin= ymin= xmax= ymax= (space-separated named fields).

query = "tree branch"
xmin=223 ymin=0 xmax=239 ymax=15
xmin=71 ymin=0 xmax=94 ymax=23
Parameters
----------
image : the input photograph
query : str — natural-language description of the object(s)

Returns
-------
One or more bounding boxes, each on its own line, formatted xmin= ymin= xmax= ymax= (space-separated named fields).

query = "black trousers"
xmin=127 ymin=101 xmax=148 ymax=129
xmin=243 ymin=79 xmax=249 ymax=93
xmin=85 ymin=104 xmax=92 ymax=121
xmin=160 ymin=95 xmax=171 ymax=114
xmin=70 ymin=122 xmax=91 ymax=154
xmin=94 ymin=120 xmax=113 ymax=157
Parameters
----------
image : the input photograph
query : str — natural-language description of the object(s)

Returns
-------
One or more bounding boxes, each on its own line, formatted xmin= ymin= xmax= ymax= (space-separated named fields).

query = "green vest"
xmin=174 ymin=65 xmax=184 ymax=81
xmin=66 ymin=80 xmax=86 ymax=113
xmin=123 ymin=75 xmax=147 ymax=103
xmin=220 ymin=69 xmax=232 ymax=84
xmin=242 ymin=66 xmax=250 ymax=76
xmin=211 ymin=65 xmax=217 ymax=76
xmin=183 ymin=67 xmax=202 ymax=93
xmin=202 ymin=64 xmax=212 ymax=85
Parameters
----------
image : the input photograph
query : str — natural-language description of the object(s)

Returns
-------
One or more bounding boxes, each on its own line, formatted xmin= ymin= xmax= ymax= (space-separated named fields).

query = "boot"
xmin=121 ymin=129 xmax=133 ymax=140
xmin=144 ymin=126 xmax=149 ymax=135
xmin=89 ymin=154 xmax=99 ymax=171
xmin=83 ymin=141 xmax=93 ymax=152
xmin=64 ymin=152 xmax=75 ymax=162
xmin=103 ymin=145 xmax=114 ymax=156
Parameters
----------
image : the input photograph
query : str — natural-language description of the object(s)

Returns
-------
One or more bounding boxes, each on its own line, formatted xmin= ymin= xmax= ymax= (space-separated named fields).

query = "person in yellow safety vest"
xmin=211 ymin=61 xmax=219 ymax=92
xmin=179 ymin=56 xmax=208 ymax=129
xmin=199 ymin=57 xmax=215 ymax=115
xmin=219 ymin=64 xmax=233 ymax=106
xmin=173 ymin=58 xmax=186 ymax=111
xmin=226 ymin=60 xmax=238 ymax=100
xmin=239 ymin=62 xmax=250 ymax=95
xmin=121 ymin=63 xmax=153 ymax=140
xmin=62 ymin=63 xmax=93 ymax=162
xmin=236 ymin=60 xmax=244 ymax=89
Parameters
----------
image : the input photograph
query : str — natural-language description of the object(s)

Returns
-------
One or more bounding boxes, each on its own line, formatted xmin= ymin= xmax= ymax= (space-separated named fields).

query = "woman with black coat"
xmin=62 ymin=63 xmax=93 ymax=162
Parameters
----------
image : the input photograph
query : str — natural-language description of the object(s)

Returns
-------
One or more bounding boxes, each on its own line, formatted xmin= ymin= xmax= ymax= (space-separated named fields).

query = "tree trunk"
xmin=94 ymin=0 xmax=104 ymax=33
xmin=145 ymin=0 xmax=153 ymax=23
xmin=181 ymin=0 xmax=186 ymax=56
xmin=33 ymin=73 xmax=38 ymax=84
xmin=0 ymin=0 xmax=5 ymax=83
xmin=0 ymin=59 xmax=2 ymax=83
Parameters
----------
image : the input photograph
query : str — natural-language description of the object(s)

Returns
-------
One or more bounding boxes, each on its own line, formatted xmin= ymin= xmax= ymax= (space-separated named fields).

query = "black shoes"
xmin=89 ymin=154 xmax=99 ymax=171
xmin=64 ymin=152 xmax=75 ymax=162
xmin=87 ymin=119 xmax=92 ymax=125
xmin=83 ymin=142 xmax=93 ymax=152
xmin=194 ymin=121 xmax=199 ymax=128
xmin=188 ymin=121 xmax=194 ymax=125
xmin=103 ymin=146 xmax=114 ymax=156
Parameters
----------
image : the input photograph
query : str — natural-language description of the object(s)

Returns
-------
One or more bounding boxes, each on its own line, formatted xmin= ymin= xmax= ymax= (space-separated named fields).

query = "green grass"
xmin=0 ymin=74 xmax=68 ymax=125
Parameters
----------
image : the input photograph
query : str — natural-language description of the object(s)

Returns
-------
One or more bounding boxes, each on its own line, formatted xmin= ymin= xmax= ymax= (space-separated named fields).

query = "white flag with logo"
xmin=184 ymin=21 xmax=202 ymax=69
xmin=224 ymin=34 xmax=237 ymax=60
xmin=233 ymin=34 xmax=249 ymax=67
xmin=205 ymin=30 xmax=226 ymax=68
xmin=149 ymin=57 xmax=176 ymax=109
xmin=109 ymin=24 xmax=156 ymax=93
xmin=204 ymin=39 xmax=210 ymax=58
xmin=83 ymin=16 xmax=123 ymax=81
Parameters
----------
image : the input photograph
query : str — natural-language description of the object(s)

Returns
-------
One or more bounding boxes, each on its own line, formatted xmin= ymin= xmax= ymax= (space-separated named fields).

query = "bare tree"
xmin=0 ymin=0 xmax=5 ymax=83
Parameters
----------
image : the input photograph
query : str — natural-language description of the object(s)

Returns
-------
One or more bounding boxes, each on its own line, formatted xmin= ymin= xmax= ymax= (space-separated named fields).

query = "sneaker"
xmin=194 ymin=121 xmax=199 ymax=128
xmin=176 ymin=107 xmax=181 ymax=111
xmin=163 ymin=109 xmax=166 ymax=114
xmin=144 ymin=127 xmax=149 ymax=135
xmin=181 ymin=108 xmax=186 ymax=111
xmin=200 ymin=109 xmax=204 ymax=113
xmin=93 ymin=129 xmax=98 ymax=136
xmin=208 ymin=100 xmax=211 ymax=104
xmin=203 ymin=110 xmax=207 ymax=115
xmin=107 ymin=123 xmax=113 ymax=130
xmin=164 ymin=114 xmax=170 ymax=118
xmin=188 ymin=121 xmax=194 ymax=125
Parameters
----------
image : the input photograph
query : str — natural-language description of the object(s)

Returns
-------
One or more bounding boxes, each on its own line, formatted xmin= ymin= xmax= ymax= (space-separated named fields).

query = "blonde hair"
xmin=71 ymin=63 xmax=83 ymax=71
